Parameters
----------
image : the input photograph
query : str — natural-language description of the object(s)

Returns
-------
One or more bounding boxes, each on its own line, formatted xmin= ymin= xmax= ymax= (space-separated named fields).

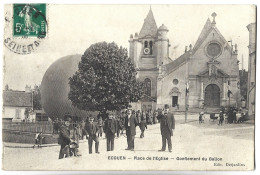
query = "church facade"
xmin=129 ymin=9 xmax=241 ymax=111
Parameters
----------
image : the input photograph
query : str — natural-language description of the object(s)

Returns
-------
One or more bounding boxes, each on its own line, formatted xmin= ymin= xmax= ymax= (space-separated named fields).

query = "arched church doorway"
xmin=204 ymin=84 xmax=220 ymax=107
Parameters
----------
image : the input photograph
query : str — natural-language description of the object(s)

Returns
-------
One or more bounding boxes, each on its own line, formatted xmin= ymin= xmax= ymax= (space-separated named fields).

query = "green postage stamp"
xmin=13 ymin=4 xmax=47 ymax=37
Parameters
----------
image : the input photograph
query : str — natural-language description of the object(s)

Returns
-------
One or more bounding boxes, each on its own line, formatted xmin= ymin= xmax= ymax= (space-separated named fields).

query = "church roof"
xmin=192 ymin=16 xmax=232 ymax=54
xmin=139 ymin=9 xmax=158 ymax=38
xmin=165 ymin=51 xmax=191 ymax=75
xmin=193 ymin=18 xmax=212 ymax=51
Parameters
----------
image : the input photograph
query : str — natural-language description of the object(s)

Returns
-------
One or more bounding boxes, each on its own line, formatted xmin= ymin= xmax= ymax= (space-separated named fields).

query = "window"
xmin=172 ymin=96 xmax=178 ymax=107
xmin=149 ymin=41 xmax=153 ymax=55
xmin=173 ymin=79 xmax=179 ymax=85
xmin=206 ymin=42 xmax=222 ymax=58
xmin=144 ymin=41 xmax=148 ymax=48
xmin=144 ymin=78 xmax=151 ymax=96
xmin=15 ymin=109 xmax=21 ymax=119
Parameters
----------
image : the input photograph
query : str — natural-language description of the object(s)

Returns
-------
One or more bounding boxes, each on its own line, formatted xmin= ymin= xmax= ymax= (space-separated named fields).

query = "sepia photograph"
xmin=1 ymin=3 xmax=257 ymax=172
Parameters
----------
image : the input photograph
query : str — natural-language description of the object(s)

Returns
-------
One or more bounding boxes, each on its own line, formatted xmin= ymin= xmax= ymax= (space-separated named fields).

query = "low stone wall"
xmin=2 ymin=130 xmax=58 ymax=144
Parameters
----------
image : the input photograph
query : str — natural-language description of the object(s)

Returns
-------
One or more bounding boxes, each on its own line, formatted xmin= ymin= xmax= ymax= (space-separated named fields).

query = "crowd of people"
xmin=48 ymin=104 xmax=250 ymax=159
xmin=198 ymin=106 xmax=249 ymax=125
xmin=57 ymin=104 xmax=175 ymax=159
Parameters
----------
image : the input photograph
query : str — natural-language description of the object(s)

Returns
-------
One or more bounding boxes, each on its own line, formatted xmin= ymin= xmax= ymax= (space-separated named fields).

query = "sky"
xmin=3 ymin=4 xmax=256 ymax=91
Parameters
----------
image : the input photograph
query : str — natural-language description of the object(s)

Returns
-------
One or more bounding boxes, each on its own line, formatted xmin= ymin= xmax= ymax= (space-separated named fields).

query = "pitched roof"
xmin=3 ymin=91 xmax=33 ymax=107
xmin=193 ymin=18 xmax=212 ymax=51
xmin=193 ymin=17 xmax=232 ymax=54
xmin=139 ymin=9 xmax=158 ymax=38
xmin=165 ymin=51 xmax=190 ymax=75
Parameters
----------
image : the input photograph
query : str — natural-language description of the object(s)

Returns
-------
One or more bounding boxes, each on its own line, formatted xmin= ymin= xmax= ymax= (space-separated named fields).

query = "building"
xmin=247 ymin=23 xmax=256 ymax=119
xmin=3 ymin=86 xmax=33 ymax=122
xmin=130 ymin=9 xmax=241 ymax=111
xmin=31 ymin=110 xmax=50 ymax=122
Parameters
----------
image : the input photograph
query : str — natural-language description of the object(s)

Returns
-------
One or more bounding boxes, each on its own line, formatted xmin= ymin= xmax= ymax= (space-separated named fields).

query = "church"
xmin=129 ymin=9 xmax=241 ymax=111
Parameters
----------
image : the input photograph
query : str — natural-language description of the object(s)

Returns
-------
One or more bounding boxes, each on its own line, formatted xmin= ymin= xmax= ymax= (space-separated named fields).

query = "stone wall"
xmin=3 ymin=130 xmax=58 ymax=144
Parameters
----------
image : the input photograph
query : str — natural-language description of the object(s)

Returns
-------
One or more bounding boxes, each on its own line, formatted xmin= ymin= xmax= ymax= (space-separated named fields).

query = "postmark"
xmin=4 ymin=4 xmax=48 ymax=54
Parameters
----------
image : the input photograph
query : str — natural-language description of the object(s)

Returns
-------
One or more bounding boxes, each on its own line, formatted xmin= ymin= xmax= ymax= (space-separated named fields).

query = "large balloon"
xmin=41 ymin=54 xmax=89 ymax=120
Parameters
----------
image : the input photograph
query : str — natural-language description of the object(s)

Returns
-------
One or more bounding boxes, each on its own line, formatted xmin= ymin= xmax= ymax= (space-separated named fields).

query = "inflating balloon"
xmin=41 ymin=54 xmax=89 ymax=120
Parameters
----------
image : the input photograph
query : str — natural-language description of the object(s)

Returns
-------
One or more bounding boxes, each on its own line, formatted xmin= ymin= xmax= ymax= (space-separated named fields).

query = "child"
xmin=33 ymin=132 xmax=43 ymax=149
xmin=218 ymin=111 xmax=224 ymax=125
xmin=199 ymin=112 xmax=204 ymax=123
xmin=69 ymin=141 xmax=79 ymax=157
xmin=71 ymin=123 xmax=82 ymax=156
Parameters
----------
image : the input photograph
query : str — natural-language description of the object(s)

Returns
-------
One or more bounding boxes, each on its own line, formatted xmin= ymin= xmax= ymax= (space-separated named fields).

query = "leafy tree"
xmin=69 ymin=42 xmax=144 ymax=113
xmin=33 ymin=85 xmax=42 ymax=110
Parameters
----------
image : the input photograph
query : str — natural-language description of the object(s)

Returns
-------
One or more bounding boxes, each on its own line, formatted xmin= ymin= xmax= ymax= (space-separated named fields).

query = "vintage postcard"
xmin=2 ymin=4 xmax=256 ymax=171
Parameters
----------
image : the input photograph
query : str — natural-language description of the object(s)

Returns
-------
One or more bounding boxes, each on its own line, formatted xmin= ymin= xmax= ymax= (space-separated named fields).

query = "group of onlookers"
xmin=57 ymin=111 xmax=126 ymax=158
xmin=225 ymin=106 xmax=249 ymax=124
xmin=134 ymin=110 xmax=159 ymax=125
xmin=52 ymin=118 xmax=63 ymax=134
xmin=198 ymin=106 xmax=249 ymax=125
xmin=58 ymin=104 xmax=176 ymax=159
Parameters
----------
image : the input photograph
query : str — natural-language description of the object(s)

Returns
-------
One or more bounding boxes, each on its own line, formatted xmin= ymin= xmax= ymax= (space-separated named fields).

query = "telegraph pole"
xmin=185 ymin=88 xmax=187 ymax=122
xmin=185 ymin=46 xmax=191 ymax=122
xmin=242 ymin=54 xmax=244 ymax=70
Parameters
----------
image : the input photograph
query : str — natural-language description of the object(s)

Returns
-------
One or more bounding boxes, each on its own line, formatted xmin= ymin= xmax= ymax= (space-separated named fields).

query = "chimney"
xmin=189 ymin=44 xmax=193 ymax=51
xmin=234 ymin=44 xmax=238 ymax=54
xmin=25 ymin=85 xmax=31 ymax=92
xmin=185 ymin=46 xmax=188 ymax=53
xmin=134 ymin=32 xmax=138 ymax=38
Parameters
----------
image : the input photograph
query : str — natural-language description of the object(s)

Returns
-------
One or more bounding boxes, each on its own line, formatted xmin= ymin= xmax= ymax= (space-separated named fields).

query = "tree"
xmin=33 ymin=85 xmax=42 ymax=110
xmin=68 ymin=42 xmax=144 ymax=113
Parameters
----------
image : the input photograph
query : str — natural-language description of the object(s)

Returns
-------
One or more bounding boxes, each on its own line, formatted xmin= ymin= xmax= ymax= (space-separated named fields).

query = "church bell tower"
xmin=128 ymin=7 xmax=171 ymax=111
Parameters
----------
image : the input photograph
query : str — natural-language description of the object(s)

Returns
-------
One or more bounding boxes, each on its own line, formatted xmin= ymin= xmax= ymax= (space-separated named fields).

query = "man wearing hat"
xmin=58 ymin=116 xmax=73 ymax=159
xmin=85 ymin=117 xmax=100 ymax=154
xmin=124 ymin=108 xmax=138 ymax=151
xmin=157 ymin=104 xmax=175 ymax=152
xmin=104 ymin=111 xmax=117 ymax=151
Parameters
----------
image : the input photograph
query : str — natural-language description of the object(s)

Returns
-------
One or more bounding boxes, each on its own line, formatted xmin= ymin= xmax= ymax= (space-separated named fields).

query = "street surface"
xmin=3 ymin=114 xmax=254 ymax=171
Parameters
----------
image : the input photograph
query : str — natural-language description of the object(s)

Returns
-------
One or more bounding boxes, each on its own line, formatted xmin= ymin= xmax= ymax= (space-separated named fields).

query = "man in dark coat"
xmin=58 ymin=116 xmax=72 ymax=159
xmin=85 ymin=117 xmax=100 ymax=154
xmin=115 ymin=114 xmax=121 ymax=138
xmin=157 ymin=104 xmax=175 ymax=152
xmin=104 ymin=111 xmax=117 ymax=151
xmin=139 ymin=116 xmax=147 ymax=138
xmin=218 ymin=111 xmax=224 ymax=125
xmin=124 ymin=109 xmax=138 ymax=151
